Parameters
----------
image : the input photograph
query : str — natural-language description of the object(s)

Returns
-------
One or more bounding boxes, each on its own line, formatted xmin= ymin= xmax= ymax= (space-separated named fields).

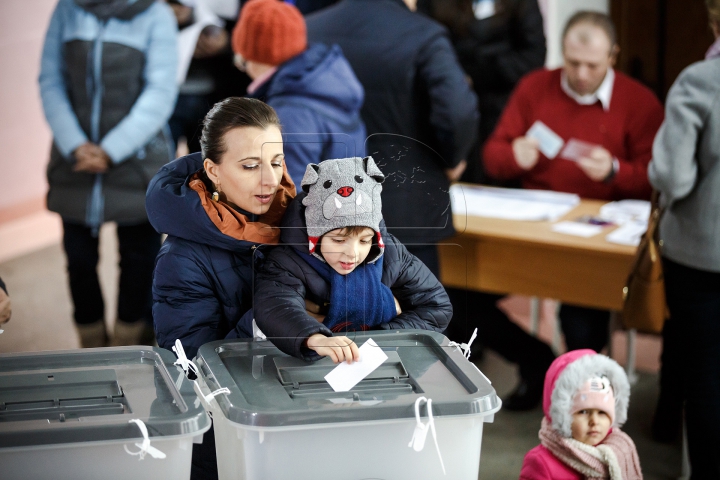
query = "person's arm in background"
xmin=608 ymin=89 xmax=665 ymax=199
xmin=38 ymin=0 xmax=88 ymax=160
xmin=100 ymin=4 xmax=179 ymax=164
xmin=482 ymin=73 xmax=537 ymax=179
xmin=416 ymin=30 xmax=479 ymax=169
xmin=649 ymin=66 xmax=715 ymax=205
xmin=0 ymin=277 xmax=11 ymax=325
xmin=380 ymin=236 xmax=452 ymax=332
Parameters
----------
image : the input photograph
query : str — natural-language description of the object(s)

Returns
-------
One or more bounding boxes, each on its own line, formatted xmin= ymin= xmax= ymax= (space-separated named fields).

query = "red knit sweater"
xmin=483 ymin=68 xmax=664 ymax=200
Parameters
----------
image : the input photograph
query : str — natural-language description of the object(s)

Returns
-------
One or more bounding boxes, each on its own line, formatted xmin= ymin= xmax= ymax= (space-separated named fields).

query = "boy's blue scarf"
xmin=302 ymin=252 xmax=397 ymax=332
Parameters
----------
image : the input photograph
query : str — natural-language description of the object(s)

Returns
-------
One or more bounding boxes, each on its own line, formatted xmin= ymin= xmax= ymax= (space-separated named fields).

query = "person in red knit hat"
xmin=231 ymin=0 xmax=366 ymax=186
xmin=482 ymin=11 xmax=664 ymax=371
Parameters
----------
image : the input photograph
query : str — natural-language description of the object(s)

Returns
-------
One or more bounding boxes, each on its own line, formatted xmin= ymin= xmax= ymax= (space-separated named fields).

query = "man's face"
xmin=562 ymin=24 xmax=616 ymax=96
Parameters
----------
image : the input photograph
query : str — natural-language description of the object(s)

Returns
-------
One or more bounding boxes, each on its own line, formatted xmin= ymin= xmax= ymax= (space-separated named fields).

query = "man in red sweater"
xmin=477 ymin=11 xmax=664 ymax=409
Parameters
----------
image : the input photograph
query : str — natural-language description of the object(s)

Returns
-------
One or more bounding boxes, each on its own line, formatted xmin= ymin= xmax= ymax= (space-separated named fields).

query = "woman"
xmin=39 ymin=0 xmax=178 ymax=348
xmin=146 ymin=97 xmax=294 ymax=480
xmin=147 ymin=97 xmax=295 ymax=359
xmin=648 ymin=1 xmax=720 ymax=475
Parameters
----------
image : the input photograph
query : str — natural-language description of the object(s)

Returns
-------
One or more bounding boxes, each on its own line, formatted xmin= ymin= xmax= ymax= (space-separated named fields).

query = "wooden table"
xmin=438 ymin=197 xmax=637 ymax=311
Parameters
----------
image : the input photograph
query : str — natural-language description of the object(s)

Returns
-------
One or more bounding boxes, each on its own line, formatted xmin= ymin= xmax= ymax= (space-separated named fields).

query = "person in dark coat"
xmin=306 ymin=0 xmax=478 ymax=275
xmin=418 ymin=0 xmax=546 ymax=185
xmin=147 ymin=97 xmax=294 ymax=480
xmin=148 ymin=98 xmax=295 ymax=360
xmin=255 ymin=157 xmax=452 ymax=362
xmin=231 ymin=0 xmax=366 ymax=186
xmin=39 ymin=0 xmax=178 ymax=348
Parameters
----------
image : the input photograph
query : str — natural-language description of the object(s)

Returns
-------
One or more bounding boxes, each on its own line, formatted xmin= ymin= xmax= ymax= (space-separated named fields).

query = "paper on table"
xmin=450 ymin=185 xmax=580 ymax=222
xmin=324 ymin=339 xmax=389 ymax=392
xmin=559 ymin=138 xmax=601 ymax=162
xmin=606 ymin=221 xmax=648 ymax=246
xmin=551 ymin=221 xmax=604 ymax=237
xmin=526 ymin=120 xmax=564 ymax=159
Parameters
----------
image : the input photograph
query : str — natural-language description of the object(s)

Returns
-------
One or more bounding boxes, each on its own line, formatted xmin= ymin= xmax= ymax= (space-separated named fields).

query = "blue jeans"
xmin=663 ymin=257 xmax=720 ymax=478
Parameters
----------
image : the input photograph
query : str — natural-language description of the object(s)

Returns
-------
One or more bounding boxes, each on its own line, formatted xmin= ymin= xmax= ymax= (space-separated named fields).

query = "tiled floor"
xmin=0 ymin=219 xmax=684 ymax=478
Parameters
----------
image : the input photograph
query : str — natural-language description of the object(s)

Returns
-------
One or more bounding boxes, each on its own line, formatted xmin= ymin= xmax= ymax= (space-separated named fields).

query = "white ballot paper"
xmin=324 ymin=338 xmax=388 ymax=392
xmin=559 ymin=138 xmax=600 ymax=162
xmin=551 ymin=221 xmax=604 ymax=238
xmin=526 ymin=120 xmax=564 ymax=159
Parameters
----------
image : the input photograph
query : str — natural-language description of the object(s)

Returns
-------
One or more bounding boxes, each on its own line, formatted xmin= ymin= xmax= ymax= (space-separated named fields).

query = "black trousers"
xmin=444 ymin=288 xmax=556 ymax=381
xmin=559 ymin=304 xmax=611 ymax=353
xmin=662 ymin=257 xmax=720 ymax=478
xmin=62 ymin=221 xmax=160 ymax=325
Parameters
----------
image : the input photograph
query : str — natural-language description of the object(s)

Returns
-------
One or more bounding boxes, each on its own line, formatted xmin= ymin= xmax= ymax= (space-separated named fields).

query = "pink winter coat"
xmin=520 ymin=445 xmax=582 ymax=479
xmin=519 ymin=349 xmax=596 ymax=480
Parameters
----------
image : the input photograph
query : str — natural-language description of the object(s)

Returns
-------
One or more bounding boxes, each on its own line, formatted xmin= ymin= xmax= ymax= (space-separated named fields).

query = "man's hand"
xmin=306 ymin=334 xmax=360 ymax=364
xmin=512 ymin=137 xmax=540 ymax=170
xmin=194 ymin=26 xmax=228 ymax=58
xmin=73 ymin=143 xmax=110 ymax=173
xmin=0 ymin=289 xmax=11 ymax=325
xmin=577 ymin=147 xmax=613 ymax=182
xmin=445 ymin=159 xmax=467 ymax=182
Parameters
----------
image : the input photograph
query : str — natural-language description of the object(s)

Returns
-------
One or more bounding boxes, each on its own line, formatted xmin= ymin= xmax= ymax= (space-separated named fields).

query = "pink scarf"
xmin=539 ymin=417 xmax=643 ymax=480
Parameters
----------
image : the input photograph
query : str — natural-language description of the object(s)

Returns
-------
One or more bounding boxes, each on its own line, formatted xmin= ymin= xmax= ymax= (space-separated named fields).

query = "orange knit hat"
xmin=232 ymin=0 xmax=307 ymax=66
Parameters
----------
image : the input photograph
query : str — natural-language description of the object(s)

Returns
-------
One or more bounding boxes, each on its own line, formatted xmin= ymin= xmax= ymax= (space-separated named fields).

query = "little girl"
xmin=520 ymin=349 xmax=643 ymax=479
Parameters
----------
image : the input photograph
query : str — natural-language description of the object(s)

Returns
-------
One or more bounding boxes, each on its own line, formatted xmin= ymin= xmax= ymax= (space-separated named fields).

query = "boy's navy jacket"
xmin=254 ymin=192 xmax=453 ymax=361
xmin=147 ymin=153 xmax=260 ymax=359
xmin=250 ymin=42 xmax=367 ymax=186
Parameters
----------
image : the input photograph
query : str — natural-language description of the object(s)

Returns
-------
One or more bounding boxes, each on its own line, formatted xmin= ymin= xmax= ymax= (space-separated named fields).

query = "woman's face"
xmin=205 ymin=126 xmax=284 ymax=215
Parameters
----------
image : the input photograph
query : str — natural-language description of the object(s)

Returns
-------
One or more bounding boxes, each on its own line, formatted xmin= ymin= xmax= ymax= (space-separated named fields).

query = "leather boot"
xmin=110 ymin=319 xmax=146 ymax=346
xmin=76 ymin=320 xmax=108 ymax=348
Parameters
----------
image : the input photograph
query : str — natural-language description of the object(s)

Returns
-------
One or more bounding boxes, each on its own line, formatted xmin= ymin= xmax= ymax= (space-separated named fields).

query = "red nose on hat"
xmin=337 ymin=186 xmax=354 ymax=197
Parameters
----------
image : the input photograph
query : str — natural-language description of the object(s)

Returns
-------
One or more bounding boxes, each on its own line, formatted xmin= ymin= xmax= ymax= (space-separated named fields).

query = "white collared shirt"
xmin=561 ymin=68 xmax=615 ymax=111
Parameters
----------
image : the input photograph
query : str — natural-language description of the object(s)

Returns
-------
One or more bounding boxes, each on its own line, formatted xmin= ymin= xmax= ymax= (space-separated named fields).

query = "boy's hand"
xmin=306 ymin=334 xmax=360 ymax=364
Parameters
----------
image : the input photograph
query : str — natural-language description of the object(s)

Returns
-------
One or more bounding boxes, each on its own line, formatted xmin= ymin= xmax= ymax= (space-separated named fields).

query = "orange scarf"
xmin=188 ymin=165 xmax=296 ymax=245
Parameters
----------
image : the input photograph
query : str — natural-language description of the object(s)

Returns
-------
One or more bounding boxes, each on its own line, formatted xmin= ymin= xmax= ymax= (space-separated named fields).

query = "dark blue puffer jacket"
xmin=250 ymin=43 xmax=366 ymax=186
xmin=146 ymin=153 xmax=287 ymax=358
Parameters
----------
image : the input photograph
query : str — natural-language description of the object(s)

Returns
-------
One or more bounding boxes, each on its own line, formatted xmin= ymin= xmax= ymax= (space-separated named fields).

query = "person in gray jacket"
xmin=39 ymin=0 xmax=178 ymax=348
xmin=648 ymin=0 xmax=720 ymax=473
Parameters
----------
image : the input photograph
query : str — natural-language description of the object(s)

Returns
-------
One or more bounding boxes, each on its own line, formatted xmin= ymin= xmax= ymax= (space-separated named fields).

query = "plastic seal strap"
xmin=447 ymin=327 xmax=478 ymax=359
xmin=201 ymin=387 xmax=231 ymax=405
xmin=408 ymin=397 xmax=446 ymax=475
xmin=172 ymin=339 xmax=199 ymax=380
xmin=124 ymin=419 xmax=166 ymax=460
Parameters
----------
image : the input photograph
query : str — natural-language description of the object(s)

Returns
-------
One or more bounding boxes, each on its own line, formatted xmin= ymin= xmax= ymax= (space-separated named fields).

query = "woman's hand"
xmin=306 ymin=334 xmax=360 ymax=364
xmin=0 ymin=288 xmax=11 ymax=324
xmin=305 ymin=299 xmax=326 ymax=323
xmin=393 ymin=295 xmax=402 ymax=315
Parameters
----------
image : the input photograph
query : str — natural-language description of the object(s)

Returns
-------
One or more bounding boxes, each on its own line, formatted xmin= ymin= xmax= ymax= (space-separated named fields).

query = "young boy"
xmin=520 ymin=350 xmax=643 ymax=480
xmin=253 ymin=157 xmax=452 ymax=363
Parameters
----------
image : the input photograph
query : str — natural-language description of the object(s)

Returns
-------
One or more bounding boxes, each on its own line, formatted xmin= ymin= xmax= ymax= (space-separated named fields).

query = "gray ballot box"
xmin=0 ymin=347 xmax=210 ymax=480
xmin=195 ymin=330 xmax=501 ymax=480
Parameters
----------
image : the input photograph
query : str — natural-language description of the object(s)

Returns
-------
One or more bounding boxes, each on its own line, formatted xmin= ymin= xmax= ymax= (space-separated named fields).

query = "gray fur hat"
xmin=546 ymin=350 xmax=631 ymax=438
xmin=301 ymin=157 xmax=385 ymax=259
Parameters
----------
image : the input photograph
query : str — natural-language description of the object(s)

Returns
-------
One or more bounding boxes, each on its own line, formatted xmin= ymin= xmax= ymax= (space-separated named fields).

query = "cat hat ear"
xmin=363 ymin=156 xmax=385 ymax=183
xmin=301 ymin=163 xmax=320 ymax=193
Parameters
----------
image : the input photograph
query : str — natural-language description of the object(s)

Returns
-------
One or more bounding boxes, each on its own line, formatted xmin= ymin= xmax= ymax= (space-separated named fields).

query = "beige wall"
xmin=0 ymin=0 xmax=56 ymax=221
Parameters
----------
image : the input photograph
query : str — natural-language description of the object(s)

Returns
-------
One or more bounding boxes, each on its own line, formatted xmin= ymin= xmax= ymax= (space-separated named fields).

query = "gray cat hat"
xmin=301 ymin=157 xmax=385 ymax=259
